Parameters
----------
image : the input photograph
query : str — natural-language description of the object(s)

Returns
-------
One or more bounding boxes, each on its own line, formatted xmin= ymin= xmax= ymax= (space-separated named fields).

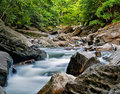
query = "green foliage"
xmin=96 ymin=0 xmax=120 ymax=24
xmin=0 ymin=0 xmax=56 ymax=27
xmin=89 ymin=20 xmax=105 ymax=27
xmin=0 ymin=0 xmax=120 ymax=29
xmin=52 ymin=0 xmax=81 ymax=25
xmin=80 ymin=0 xmax=120 ymax=27
xmin=0 ymin=0 xmax=82 ymax=28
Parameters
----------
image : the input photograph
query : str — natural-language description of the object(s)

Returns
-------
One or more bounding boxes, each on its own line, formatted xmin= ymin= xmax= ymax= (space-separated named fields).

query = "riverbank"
xmin=0 ymin=19 xmax=47 ymax=93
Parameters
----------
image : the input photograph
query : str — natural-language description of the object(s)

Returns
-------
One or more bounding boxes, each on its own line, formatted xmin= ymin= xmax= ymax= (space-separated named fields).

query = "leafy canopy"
xmin=0 ymin=0 xmax=120 ymax=28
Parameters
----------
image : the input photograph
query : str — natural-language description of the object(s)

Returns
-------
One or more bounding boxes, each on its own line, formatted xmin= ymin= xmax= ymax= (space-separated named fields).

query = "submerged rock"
xmin=63 ymin=64 xmax=120 ymax=94
xmin=0 ymin=19 xmax=46 ymax=63
xmin=43 ymin=71 xmax=59 ymax=76
xmin=12 ymin=67 xmax=17 ymax=74
xmin=0 ymin=86 xmax=5 ymax=94
xmin=0 ymin=51 xmax=12 ymax=86
xmin=37 ymin=73 xmax=75 ymax=94
xmin=66 ymin=52 xmax=100 ymax=76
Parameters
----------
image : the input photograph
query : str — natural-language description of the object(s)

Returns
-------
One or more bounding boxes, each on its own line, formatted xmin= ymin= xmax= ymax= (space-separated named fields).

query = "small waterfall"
xmin=7 ymin=56 xmax=14 ymax=81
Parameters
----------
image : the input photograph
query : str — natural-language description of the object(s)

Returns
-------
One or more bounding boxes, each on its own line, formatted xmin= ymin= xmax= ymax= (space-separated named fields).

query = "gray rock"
xmin=109 ymin=84 xmax=120 ymax=94
xmin=110 ymin=50 xmax=120 ymax=65
xmin=0 ymin=86 xmax=5 ymax=94
xmin=66 ymin=52 xmax=100 ymax=76
xmin=0 ymin=51 xmax=12 ymax=86
xmin=63 ymin=64 xmax=120 ymax=94
xmin=37 ymin=73 xmax=75 ymax=94
xmin=61 ymin=26 xmax=74 ymax=34
xmin=0 ymin=19 xmax=46 ymax=63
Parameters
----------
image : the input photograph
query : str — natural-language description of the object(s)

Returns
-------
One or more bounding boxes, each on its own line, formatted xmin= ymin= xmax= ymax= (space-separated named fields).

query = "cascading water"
xmin=5 ymin=47 xmax=111 ymax=94
xmin=5 ymin=48 xmax=83 ymax=94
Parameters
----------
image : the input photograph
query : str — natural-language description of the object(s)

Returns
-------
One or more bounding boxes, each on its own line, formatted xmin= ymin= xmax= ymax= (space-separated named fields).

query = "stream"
xmin=5 ymin=47 xmax=111 ymax=94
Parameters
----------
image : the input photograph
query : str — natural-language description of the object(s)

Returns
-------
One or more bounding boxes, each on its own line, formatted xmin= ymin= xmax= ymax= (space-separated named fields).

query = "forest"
xmin=0 ymin=0 xmax=120 ymax=94
xmin=0 ymin=0 xmax=120 ymax=29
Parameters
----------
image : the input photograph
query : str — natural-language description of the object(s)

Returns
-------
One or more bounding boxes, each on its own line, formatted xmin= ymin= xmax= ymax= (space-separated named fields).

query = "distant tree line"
xmin=0 ymin=0 xmax=120 ymax=28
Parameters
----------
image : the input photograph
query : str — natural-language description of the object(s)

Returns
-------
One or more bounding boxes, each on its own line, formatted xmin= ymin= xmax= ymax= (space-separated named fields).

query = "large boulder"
xmin=0 ymin=19 xmax=46 ymax=63
xmin=66 ymin=52 xmax=100 ymax=76
xmin=0 ymin=86 xmax=5 ymax=94
xmin=0 ymin=51 xmax=12 ymax=86
xmin=37 ymin=73 xmax=75 ymax=94
xmin=0 ymin=20 xmax=32 ymax=47
xmin=63 ymin=64 xmax=120 ymax=94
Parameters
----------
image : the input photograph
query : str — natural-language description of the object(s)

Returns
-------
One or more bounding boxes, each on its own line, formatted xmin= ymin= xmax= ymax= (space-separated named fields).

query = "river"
xmin=5 ymin=47 xmax=110 ymax=94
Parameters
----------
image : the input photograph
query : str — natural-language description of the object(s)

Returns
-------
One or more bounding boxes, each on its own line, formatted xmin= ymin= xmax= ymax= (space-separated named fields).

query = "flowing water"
xmin=5 ymin=47 xmax=111 ymax=94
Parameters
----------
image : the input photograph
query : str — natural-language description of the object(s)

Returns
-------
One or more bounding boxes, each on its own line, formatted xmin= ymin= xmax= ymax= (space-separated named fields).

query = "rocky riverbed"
xmin=0 ymin=19 xmax=120 ymax=94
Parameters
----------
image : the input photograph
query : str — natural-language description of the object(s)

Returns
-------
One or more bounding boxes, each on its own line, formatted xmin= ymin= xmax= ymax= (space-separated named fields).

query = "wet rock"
xmin=51 ymin=31 xmax=58 ymax=35
xmin=55 ymin=41 xmax=68 ymax=47
xmin=0 ymin=21 xmax=32 ymax=47
xmin=109 ymin=84 xmax=120 ymax=94
xmin=37 ymin=73 xmax=75 ymax=94
xmin=96 ymin=43 xmax=113 ymax=51
xmin=43 ymin=71 xmax=59 ymax=76
xmin=71 ymin=36 xmax=81 ymax=41
xmin=110 ymin=49 xmax=120 ymax=65
xmin=86 ymin=33 xmax=95 ymax=46
xmin=66 ymin=52 xmax=100 ymax=76
xmin=0 ymin=51 xmax=12 ymax=86
xmin=48 ymin=53 xmax=64 ymax=58
xmin=84 ymin=45 xmax=95 ymax=51
xmin=61 ymin=26 xmax=74 ymax=34
xmin=64 ymin=47 xmax=77 ymax=50
xmin=0 ymin=19 xmax=46 ymax=63
xmin=63 ymin=64 xmax=120 ymax=94
xmin=81 ymin=37 xmax=87 ymax=44
xmin=15 ymin=59 xmax=35 ymax=65
xmin=72 ymin=27 xmax=82 ymax=36
xmin=0 ymin=86 xmax=5 ymax=94
xmin=30 ymin=45 xmax=39 ymax=49
xmin=12 ymin=67 xmax=17 ymax=74
xmin=53 ymin=37 xmax=59 ymax=42
xmin=35 ymin=37 xmax=59 ymax=47
xmin=56 ymin=33 xmax=69 ymax=41
xmin=86 ymin=22 xmax=120 ymax=46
